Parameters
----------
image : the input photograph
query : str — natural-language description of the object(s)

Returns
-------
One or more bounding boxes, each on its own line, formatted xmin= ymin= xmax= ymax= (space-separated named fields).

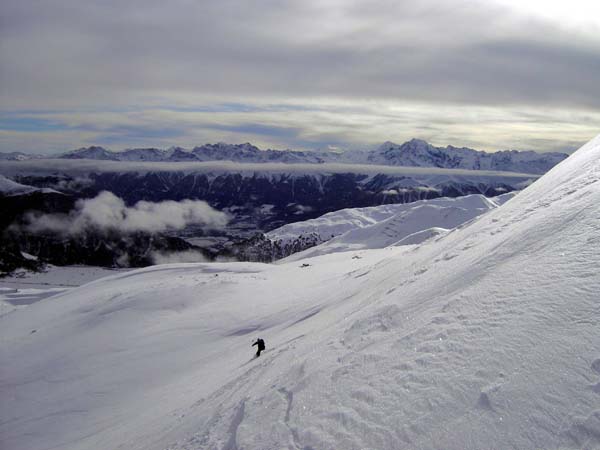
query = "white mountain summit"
xmin=367 ymin=138 xmax=567 ymax=173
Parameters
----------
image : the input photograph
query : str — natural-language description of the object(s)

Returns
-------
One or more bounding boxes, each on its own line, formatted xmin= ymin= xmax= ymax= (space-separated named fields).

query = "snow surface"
xmin=0 ymin=174 xmax=59 ymax=196
xmin=1 ymin=135 xmax=600 ymax=450
xmin=0 ymin=174 xmax=38 ymax=195
xmin=0 ymin=266 xmax=130 ymax=317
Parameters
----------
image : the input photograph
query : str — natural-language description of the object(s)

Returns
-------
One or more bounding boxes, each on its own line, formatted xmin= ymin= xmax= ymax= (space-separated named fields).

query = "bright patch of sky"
xmin=492 ymin=0 xmax=600 ymax=29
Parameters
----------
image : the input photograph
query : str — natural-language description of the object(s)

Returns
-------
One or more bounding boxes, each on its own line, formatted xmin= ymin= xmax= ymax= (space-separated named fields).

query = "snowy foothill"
xmin=270 ymin=192 xmax=516 ymax=262
xmin=0 ymin=174 xmax=59 ymax=196
xmin=1 ymin=135 xmax=600 ymax=449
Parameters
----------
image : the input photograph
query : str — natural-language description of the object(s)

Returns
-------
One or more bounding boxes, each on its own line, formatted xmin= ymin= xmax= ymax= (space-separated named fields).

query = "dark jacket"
xmin=252 ymin=338 xmax=265 ymax=351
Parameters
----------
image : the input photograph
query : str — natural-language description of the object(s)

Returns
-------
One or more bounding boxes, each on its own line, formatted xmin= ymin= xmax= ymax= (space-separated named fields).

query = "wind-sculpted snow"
xmin=1 ymin=135 xmax=599 ymax=450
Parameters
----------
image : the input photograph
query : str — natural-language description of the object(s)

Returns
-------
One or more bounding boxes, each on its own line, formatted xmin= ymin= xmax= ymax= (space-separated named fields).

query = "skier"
xmin=252 ymin=338 xmax=265 ymax=357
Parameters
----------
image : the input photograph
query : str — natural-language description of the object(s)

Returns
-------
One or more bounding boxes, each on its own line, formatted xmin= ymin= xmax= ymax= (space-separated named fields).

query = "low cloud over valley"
xmin=22 ymin=191 xmax=228 ymax=236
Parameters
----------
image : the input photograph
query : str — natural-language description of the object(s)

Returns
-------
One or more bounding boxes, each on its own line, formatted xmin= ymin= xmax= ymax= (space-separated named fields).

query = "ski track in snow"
xmin=2 ymin=135 xmax=600 ymax=450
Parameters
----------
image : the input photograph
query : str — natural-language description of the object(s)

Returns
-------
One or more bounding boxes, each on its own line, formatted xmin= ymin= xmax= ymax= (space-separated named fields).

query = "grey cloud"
xmin=150 ymin=249 xmax=209 ymax=265
xmin=23 ymin=191 xmax=229 ymax=236
xmin=1 ymin=0 xmax=600 ymax=110
xmin=1 ymin=0 xmax=598 ymax=154
xmin=48 ymin=175 xmax=95 ymax=191
xmin=1 ymin=98 xmax=597 ymax=154
xmin=0 ymin=159 xmax=542 ymax=179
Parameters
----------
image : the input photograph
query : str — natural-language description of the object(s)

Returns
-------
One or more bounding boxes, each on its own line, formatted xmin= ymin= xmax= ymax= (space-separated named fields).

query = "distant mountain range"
xmin=0 ymin=139 xmax=569 ymax=272
xmin=58 ymin=143 xmax=328 ymax=164
xmin=0 ymin=139 xmax=569 ymax=174
xmin=365 ymin=140 xmax=567 ymax=174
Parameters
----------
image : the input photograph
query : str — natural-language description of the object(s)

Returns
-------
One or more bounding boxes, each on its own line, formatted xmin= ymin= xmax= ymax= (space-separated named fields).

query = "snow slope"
xmin=271 ymin=193 xmax=516 ymax=261
xmin=266 ymin=196 xmax=487 ymax=243
xmin=0 ymin=265 xmax=131 ymax=317
xmin=0 ymin=174 xmax=58 ymax=196
xmin=1 ymin=135 xmax=600 ymax=450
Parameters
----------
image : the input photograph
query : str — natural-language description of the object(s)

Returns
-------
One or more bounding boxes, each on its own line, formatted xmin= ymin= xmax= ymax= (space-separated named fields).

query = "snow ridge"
xmin=368 ymin=138 xmax=567 ymax=174
xmin=267 ymin=193 xmax=515 ymax=261
xmin=0 ymin=174 xmax=59 ymax=196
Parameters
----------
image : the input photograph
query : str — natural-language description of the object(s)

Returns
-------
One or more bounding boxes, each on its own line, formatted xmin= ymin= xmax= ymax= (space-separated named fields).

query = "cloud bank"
xmin=2 ymin=0 xmax=599 ymax=109
xmin=23 ymin=191 xmax=228 ymax=236
xmin=1 ymin=0 xmax=598 ymax=152
xmin=150 ymin=249 xmax=209 ymax=265
xmin=0 ymin=159 xmax=543 ymax=179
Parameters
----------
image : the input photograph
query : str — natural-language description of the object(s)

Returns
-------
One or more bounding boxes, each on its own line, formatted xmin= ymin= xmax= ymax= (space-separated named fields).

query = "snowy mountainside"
xmin=190 ymin=142 xmax=326 ymax=164
xmin=120 ymin=147 xmax=173 ymax=161
xmin=1 ymin=135 xmax=600 ymax=449
xmin=0 ymin=174 xmax=38 ymax=195
xmin=0 ymin=174 xmax=58 ymax=196
xmin=61 ymin=145 xmax=118 ymax=160
xmin=265 ymin=193 xmax=515 ymax=262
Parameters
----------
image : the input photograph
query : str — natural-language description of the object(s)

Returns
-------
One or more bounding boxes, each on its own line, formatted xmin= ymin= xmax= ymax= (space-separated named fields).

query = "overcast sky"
xmin=1 ymin=0 xmax=599 ymax=154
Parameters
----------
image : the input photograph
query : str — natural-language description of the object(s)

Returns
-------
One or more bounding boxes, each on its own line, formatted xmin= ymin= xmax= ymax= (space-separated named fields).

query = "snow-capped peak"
xmin=61 ymin=146 xmax=117 ymax=160
xmin=367 ymin=139 xmax=567 ymax=173
xmin=377 ymin=138 xmax=430 ymax=152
